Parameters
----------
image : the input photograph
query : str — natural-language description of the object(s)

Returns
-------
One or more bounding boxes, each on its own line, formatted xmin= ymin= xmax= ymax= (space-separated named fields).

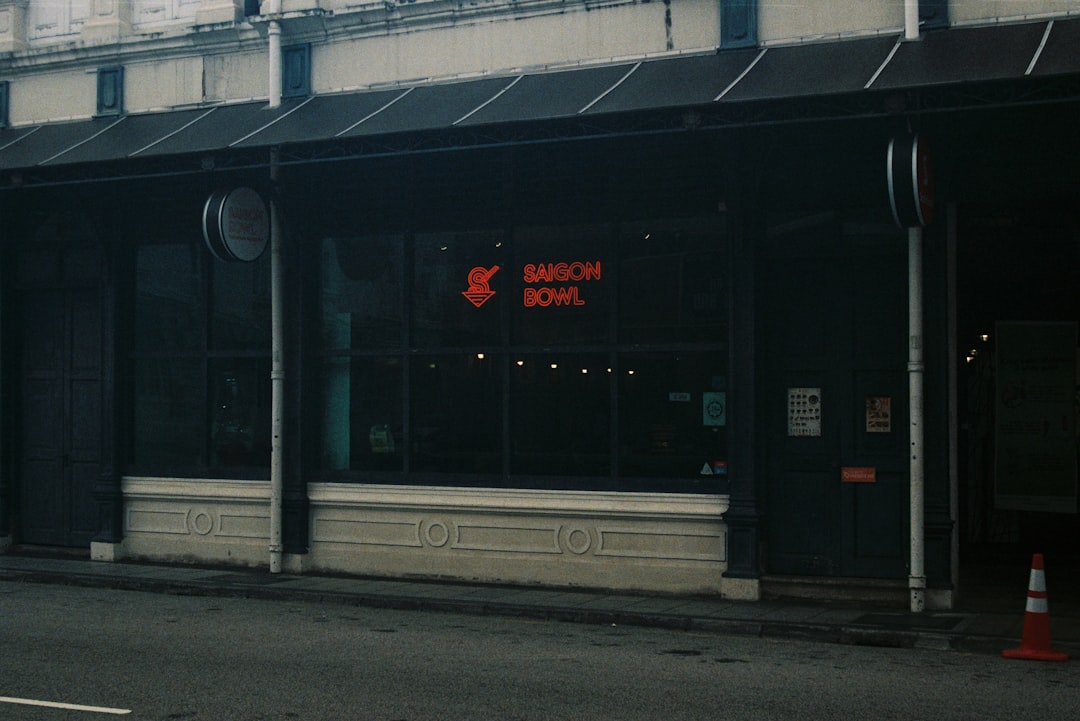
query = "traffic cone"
xmin=1002 ymin=553 xmax=1069 ymax=662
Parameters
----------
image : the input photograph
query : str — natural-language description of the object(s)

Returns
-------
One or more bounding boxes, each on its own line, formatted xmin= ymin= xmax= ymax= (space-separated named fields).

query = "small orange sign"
xmin=841 ymin=466 xmax=876 ymax=483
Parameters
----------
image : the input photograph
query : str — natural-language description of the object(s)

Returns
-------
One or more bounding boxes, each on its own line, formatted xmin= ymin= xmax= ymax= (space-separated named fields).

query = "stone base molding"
xmin=121 ymin=477 xmax=272 ymax=567
xmin=307 ymin=484 xmax=729 ymax=595
xmin=119 ymin=478 xmax=730 ymax=595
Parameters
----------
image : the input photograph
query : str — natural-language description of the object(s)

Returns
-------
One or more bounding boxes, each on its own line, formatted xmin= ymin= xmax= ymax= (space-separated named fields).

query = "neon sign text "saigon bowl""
xmin=522 ymin=261 xmax=601 ymax=307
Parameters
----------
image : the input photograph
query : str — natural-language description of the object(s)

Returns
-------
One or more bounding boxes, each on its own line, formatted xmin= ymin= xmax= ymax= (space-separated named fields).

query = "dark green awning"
xmin=1 ymin=18 xmax=1077 ymax=177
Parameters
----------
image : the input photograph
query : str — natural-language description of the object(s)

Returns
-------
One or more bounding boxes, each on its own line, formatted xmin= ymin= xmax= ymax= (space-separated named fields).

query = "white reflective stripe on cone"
xmin=1029 ymin=569 xmax=1047 ymax=593
xmin=1026 ymin=596 xmax=1049 ymax=614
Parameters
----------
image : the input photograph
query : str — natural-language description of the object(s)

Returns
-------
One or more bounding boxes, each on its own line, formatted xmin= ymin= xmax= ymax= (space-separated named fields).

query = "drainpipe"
xmin=265 ymin=0 xmax=284 ymax=573
xmin=269 ymin=148 xmax=284 ymax=574
xmin=905 ymin=0 xmax=920 ymax=41
xmin=908 ymin=225 xmax=926 ymax=612
xmin=267 ymin=0 xmax=282 ymax=108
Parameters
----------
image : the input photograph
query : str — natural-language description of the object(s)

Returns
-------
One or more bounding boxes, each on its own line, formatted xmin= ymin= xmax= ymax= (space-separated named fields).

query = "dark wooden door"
xmin=763 ymin=224 xmax=908 ymax=579
xmin=19 ymin=287 xmax=102 ymax=547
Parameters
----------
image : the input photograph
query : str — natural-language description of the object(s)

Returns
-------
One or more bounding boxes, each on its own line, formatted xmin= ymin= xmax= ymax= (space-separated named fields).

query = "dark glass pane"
xmin=510 ymin=353 xmax=609 ymax=476
xmin=135 ymin=243 xmax=203 ymax=352
xmin=321 ymin=356 xmax=403 ymax=471
xmin=133 ymin=358 xmax=202 ymax=466
xmin=413 ymin=231 xmax=505 ymax=347
xmin=619 ymin=217 xmax=727 ymax=343
xmin=512 ymin=225 xmax=610 ymax=345
xmin=211 ymin=250 xmax=271 ymax=350
xmin=410 ymin=354 xmax=501 ymax=473
xmin=210 ymin=358 xmax=271 ymax=468
xmin=617 ymin=352 xmax=728 ymax=483
xmin=321 ymin=236 xmax=403 ymax=350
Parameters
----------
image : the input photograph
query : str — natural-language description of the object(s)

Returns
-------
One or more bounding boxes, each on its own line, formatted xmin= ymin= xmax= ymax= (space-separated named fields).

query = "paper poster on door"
xmin=787 ymin=387 xmax=822 ymax=437
xmin=865 ymin=396 xmax=892 ymax=433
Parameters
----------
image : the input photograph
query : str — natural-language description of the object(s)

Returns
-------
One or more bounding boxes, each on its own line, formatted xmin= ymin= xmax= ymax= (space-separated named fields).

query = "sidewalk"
xmin=1 ymin=551 xmax=1077 ymax=659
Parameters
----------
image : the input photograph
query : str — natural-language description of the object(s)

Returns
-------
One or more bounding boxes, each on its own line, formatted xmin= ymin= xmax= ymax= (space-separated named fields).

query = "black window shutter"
xmin=97 ymin=67 xmax=124 ymax=117
xmin=920 ymin=0 xmax=948 ymax=30
xmin=282 ymin=45 xmax=311 ymax=99
xmin=721 ymin=0 xmax=757 ymax=48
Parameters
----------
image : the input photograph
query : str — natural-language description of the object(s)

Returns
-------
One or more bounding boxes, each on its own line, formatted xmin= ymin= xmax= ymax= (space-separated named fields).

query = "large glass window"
xmin=321 ymin=235 xmax=403 ymax=350
xmin=413 ymin=231 xmax=505 ymax=348
xmin=617 ymin=352 xmax=727 ymax=479
xmin=411 ymin=353 xmax=502 ymax=474
xmin=619 ymin=217 xmax=727 ymax=344
xmin=512 ymin=224 xmax=610 ymax=346
xmin=510 ymin=353 xmax=610 ymax=477
xmin=316 ymin=216 xmax=728 ymax=492
xmin=131 ymin=239 xmax=271 ymax=475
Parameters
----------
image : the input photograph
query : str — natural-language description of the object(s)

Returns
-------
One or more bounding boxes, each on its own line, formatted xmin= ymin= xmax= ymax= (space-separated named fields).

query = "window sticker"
xmin=703 ymin=391 xmax=726 ymax=427
xmin=787 ymin=387 xmax=822 ymax=437
xmin=865 ymin=396 xmax=892 ymax=433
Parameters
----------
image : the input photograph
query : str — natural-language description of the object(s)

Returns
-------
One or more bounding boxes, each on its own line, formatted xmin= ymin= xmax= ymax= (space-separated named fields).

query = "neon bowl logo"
xmin=462 ymin=265 xmax=500 ymax=308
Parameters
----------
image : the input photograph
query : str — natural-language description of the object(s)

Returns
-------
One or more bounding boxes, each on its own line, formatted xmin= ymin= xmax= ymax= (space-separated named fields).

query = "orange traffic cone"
xmin=1002 ymin=553 xmax=1068 ymax=662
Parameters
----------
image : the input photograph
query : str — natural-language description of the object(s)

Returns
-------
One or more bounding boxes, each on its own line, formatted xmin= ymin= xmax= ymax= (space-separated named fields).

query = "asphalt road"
xmin=2 ymin=581 xmax=1077 ymax=721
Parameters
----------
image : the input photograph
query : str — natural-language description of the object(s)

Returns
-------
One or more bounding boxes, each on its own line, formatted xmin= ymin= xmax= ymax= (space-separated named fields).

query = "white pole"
xmin=267 ymin=0 xmax=282 ymax=109
xmin=269 ymin=149 xmax=284 ymax=574
xmin=909 ymin=224 xmax=926 ymax=612
xmin=904 ymin=0 xmax=920 ymax=42
xmin=268 ymin=21 xmax=282 ymax=108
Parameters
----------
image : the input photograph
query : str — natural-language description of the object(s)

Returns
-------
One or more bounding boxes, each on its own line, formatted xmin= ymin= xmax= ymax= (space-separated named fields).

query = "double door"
xmin=763 ymin=226 xmax=909 ymax=579
xmin=18 ymin=286 xmax=103 ymax=547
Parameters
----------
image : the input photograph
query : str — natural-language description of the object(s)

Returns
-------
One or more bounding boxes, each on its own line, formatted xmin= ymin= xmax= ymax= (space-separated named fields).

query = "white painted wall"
xmin=759 ymin=1 xmax=903 ymax=44
xmin=316 ymin=1 xmax=719 ymax=92
xmin=951 ymin=0 xmax=1079 ymax=24
xmin=8 ymin=69 xmax=95 ymax=124
xmin=126 ymin=56 xmax=205 ymax=111
xmin=203 ymin=50 xmax=269 ymax=103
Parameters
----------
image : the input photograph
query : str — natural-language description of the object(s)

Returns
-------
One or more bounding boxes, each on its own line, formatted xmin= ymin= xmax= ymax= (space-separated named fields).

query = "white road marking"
xmin=0 ymin=696 xmax=131 ymax=715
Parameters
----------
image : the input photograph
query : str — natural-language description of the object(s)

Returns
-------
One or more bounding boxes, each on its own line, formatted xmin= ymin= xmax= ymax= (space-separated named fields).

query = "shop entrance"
xmin=957 ymin=205 xmax=1080 ymax=576
xmin=763 ymin=220 xmax=909 ymax=579
xmin=15 ymin=250 xmax=104 ymax=547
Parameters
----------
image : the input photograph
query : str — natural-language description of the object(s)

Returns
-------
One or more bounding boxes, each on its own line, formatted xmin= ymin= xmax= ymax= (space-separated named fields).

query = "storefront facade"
xmin=1 ymin=1 xmax=1078 ymax=606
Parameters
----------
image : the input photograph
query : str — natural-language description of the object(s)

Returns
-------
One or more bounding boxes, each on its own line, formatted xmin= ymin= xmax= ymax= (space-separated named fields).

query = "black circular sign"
xmin=202 ymin=187 xmax=270 ymax=262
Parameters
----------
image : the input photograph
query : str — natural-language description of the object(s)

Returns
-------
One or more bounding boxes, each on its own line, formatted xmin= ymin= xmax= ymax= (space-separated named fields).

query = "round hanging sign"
xmin=202 ymin=187 xmax=270 ymax=262
xmin=887 ymin=134 xmax=934 ymax=228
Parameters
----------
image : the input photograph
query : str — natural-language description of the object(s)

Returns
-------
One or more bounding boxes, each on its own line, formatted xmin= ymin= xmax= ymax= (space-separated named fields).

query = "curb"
xmin=5 ymin=565 xmax=1079 ymax=658
xmin=0 ymin=567 xmax=964 ymax=653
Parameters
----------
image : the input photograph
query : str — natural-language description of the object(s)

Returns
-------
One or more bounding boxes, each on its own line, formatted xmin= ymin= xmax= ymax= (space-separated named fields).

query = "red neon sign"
xmin=522 ymin=261 xmax=601 ymax=284
xmin=462 ymin=265 xmax=500 ymax=308
xmin=461 ymin=261 xmax=602 ymax=309
xmin=523 ymin=261 xmax=601 ymax=308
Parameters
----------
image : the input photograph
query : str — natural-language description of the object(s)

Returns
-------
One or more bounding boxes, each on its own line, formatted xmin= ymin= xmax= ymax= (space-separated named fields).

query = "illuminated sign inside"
xmin=462 ymin=265 xmax=500 ymax=308
xmin=461 ymin=260 xmax=603 ymax=309
xmin=523 ymin=260 xmax=601 ymax=308
xmin=522 ymin=261 xmax=601 ymax=284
